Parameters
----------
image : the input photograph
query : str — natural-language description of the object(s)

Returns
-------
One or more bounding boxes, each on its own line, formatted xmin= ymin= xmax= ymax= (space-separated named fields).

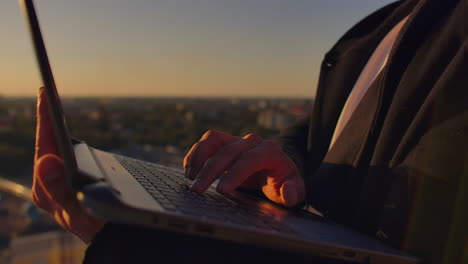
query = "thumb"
xmin=280 ymin=180 xmax=298 ymax=207
xmin=36 ymin=153 xmax=76 ymax=208
xmin=280 ymin=178 xmax=305 ymax=207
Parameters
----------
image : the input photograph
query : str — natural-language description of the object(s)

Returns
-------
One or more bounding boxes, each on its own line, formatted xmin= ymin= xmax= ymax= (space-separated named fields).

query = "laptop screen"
xmin=20 ymin=0 xmax=79 ymax=186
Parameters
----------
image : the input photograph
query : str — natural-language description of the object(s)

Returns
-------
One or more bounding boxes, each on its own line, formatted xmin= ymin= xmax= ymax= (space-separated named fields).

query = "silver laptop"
xmin=20 ymin=0 xmax=419 ymax=263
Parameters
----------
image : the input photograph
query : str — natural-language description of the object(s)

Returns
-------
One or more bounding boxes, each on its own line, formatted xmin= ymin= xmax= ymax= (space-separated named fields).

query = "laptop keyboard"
xmin=115 ymin=155 xmax=295 ymax=233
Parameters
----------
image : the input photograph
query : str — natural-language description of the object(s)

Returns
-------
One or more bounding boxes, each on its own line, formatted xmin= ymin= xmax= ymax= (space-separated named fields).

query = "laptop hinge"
xmin=74 ymin=142 xmax=106 ymax=186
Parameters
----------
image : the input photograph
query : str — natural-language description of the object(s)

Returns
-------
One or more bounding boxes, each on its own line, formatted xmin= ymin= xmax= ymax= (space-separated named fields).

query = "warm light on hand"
xmin=32 ymin=88 xmax=105 ymax=244
xmin=184 ymin=130 xmax=306 ymax=207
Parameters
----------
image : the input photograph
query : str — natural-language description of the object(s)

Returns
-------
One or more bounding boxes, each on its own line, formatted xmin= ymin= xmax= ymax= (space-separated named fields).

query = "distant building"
xmin=112 ymin=144 xmax=184 ymax=169
xmin=87 ymin=110 xmax=101 ymax=121
xmin=288 ymin=106 xmax=306 ymax=117
xmin=175 ymin=103 xmax=185 ymax=112
xmin=7 ymin=109 xmax=17 ymax=117
xmin=257 ymin=100 xmax=268 ymax=109
xmin=184 ymin=111 xmax=194 ymax=123
xmin=202 ymin=111 xmax=218 ymax=120
xmin=257 ymin=109 xmax=291 ymax=130
xmin=0 ymin=117 xmax=13 ymax=132
xmin=7 ymin=231 xmax=85 ymax=264
xmin=247 ymin=104 xmax=258 ymax=112
xmin=230 ymin=98 xmax=239 ymax=105
xmin=0 ymin=177 xmax=86 ymax=264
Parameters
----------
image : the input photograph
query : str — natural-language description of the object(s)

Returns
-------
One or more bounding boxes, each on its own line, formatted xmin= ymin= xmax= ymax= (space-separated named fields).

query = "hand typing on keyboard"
xmin=184 ymin=130 xmax=306 ymax=207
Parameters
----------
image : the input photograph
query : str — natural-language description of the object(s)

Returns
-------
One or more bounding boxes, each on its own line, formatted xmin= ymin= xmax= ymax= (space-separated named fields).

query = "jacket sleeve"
xmin=83 ymin=223 xmax=126 ymax=263
xmin=275 ymin=115 xmax=311 ymax=186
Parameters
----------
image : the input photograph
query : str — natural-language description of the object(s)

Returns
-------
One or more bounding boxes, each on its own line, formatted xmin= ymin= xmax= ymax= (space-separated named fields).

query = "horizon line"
xmin=1 ymin=95 xmax=315 ymax=100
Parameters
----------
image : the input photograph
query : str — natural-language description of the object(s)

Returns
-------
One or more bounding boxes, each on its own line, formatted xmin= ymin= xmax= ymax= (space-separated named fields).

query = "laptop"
xmin=19 ymin=0 xmax=419 ymax=263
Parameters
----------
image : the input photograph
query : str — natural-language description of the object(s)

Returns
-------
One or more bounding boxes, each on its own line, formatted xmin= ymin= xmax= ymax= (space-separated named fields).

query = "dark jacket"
xmin=278 ymin=0 xmax=467 ymax=263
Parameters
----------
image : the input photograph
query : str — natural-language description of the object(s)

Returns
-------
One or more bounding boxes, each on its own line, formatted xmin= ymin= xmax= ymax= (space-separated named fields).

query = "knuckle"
xmin=190 ymin=142 xmax=200 ymax=152
xmin=243 ymin=133 xmax=255 ymax=139
xmin=193 ymin=139 xmax=220 ymax=161
xmin=201 ymin=130 xmax=218 ymax=140
xmin=242 ymin=134 xmax=262 ymax=147
xmin=193 ymin=141 xmax=210 ymax=156
xmin=189 ymin=142 xmax=202 ymax=156
xmin=183 ymin=143 xmax=199 ymax=167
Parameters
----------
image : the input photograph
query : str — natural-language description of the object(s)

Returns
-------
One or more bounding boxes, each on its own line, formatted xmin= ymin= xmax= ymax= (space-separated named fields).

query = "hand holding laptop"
xmin=184 ymin=130 xmax=306 ymax=207
xmin=32 ymin=88 xmax=105 ymax=244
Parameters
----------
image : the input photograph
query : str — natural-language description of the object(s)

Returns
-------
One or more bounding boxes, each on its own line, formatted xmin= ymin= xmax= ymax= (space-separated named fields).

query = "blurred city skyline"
xmin=2 ymin=0 xmax=394 ymax=98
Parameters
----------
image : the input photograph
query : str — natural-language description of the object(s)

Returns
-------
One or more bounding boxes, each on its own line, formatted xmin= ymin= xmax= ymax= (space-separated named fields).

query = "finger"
xmin=184 ymin=130 xmax=239 ymax=173
xmin=279 ymin=179 xmax=303 ymax=207
xmin=33 ymin=88 xmax=61 ymax=211
xmin=183 ymin=141 xmax=209 ymax=177
xmin=190 ymin=134 xmax=262 ymax=193
xmin=217 ymin=141 xmax=304 ymax=207
xmin=32 ymin=182 xmax=55 ymax=212
xmin=35 ymin=87 xmax=59 ymax=160
xmin=35 ymin=153 xmax=77 ymax=210
xmin=215 ymin=142 xmax=280 ymax=194
xmin=184 ymin=130 xmax=239 ymax=180
xmin=183 ymin=143 xmax=198 ymax=173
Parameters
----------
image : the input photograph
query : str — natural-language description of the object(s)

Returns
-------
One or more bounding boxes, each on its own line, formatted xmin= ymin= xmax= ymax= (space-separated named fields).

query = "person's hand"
xmin=32 ymin=88 xmax=105 ymax=244
xmin=184 ymin=130 xmax=306 ymax=207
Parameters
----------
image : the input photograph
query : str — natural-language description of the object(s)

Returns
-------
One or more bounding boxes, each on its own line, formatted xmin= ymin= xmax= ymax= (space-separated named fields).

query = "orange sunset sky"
xmin=1 ymin=0 xmax=394 ymax=98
